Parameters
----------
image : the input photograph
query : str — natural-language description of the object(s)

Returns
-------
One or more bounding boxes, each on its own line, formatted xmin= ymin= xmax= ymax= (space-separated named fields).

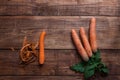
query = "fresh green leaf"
xmin=96 ymin=62 xmax=109 ymax=75
xmin=84 ymin=63 xmax=97 ymax=79
xmin=84 ymin=68 xmax=95 ymax=79
xmin=86 ymin=63 xmax=97 ymax=70
xmin=70 ymin=62 xmax=85 ymax=72
xmin=88 ymin=49 xmax=101 ymax=64
xmin=101 ymin=67 xmax=109 ymax=74
xmin=97 ymin=63 xmax=106 ymax=69
xmin=94 ymin=49 xmax=101 ymax=59
xmin=70 ymin=49 xmax=109 ymax=80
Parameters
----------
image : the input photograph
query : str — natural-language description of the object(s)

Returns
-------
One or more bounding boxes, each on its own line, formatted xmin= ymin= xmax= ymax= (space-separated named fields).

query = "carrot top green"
xmin=70 ymin=50 xmax=109 ymax=79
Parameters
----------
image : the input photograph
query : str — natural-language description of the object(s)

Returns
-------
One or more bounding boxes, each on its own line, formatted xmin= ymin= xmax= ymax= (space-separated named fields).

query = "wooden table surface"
xmin=0 ymin=0 xmax=120 ymax=80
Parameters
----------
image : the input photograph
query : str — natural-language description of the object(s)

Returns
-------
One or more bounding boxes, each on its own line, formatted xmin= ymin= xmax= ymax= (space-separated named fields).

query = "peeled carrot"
xmin=72 ymin=29 xmax=89 ymax=61
xmin=80 ymin=27 xmax=92 ymax=57
xmin=89 ymin=17 xmax=97 ymax=52
xmin=39 ymin=31 xmax=46 ymax=65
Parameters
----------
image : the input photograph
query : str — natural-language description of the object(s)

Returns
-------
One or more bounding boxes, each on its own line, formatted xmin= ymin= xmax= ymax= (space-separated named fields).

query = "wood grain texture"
xmin=0 ymin=0 xmax=119 ymax=80
xmin=0 ymin=0 xmax=119 ymax=16
xmin=0 ymin=49 xmax=119 ymax=76
xmin=0 ymin=16 xmax=119 ymax=49
xmin=0 ymin=75 xmax=120 ymax=80
xmin=0 ymin=5 xmax=119 ymax=16
xmin=0 ymin=0 xmax=119 ymax=5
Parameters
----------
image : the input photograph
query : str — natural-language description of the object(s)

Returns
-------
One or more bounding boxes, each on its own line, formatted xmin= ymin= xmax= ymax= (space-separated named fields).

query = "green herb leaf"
xmin=96 ymin=62 xmax=109 ymax=75
xmin=92 ymin=50 xmax=101 ymax=63
xmin=70 ymin=62 xmax=85 ymax=72
xmin=84 ymin=67 xmax=95 ymax=79
xmin=70 ymin=49 xmax=109 ymax=80
xmin=84 ymin=63 xmax=97 ymax=79
xmin=94 ymin=49 xmax=101 ymax=59
xmin=101 ymin=67 xmax=109 ymax=74
xmin=86 ymin=63 xmax=97 ymax=70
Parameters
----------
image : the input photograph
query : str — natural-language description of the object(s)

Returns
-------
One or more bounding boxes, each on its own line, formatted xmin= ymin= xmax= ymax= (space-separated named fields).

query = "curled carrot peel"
xmin=89 ymin=17 xmax=97 ymax=52
xmin=19 ymin=36 xmax=38 ymax=64
xmin=72 ymin=29 xmax=89 ymax=61
xmin=20 ymin=44 xmax=30 ymax=62
xmin=39 ymin=31 xmax=46 ymax=65
xmin=80 ymin=27 xmax=92 ymax=57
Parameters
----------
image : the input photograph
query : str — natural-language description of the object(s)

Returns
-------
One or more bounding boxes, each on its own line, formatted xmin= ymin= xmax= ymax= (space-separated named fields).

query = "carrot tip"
xmin=91 ymin=17 xmax=96 ymax=22
xmin=89 ymin=53 xmax=93 ymax=57
xmin=80 ymin=27 xmax=85 ymax=31
xmin=71 ymin=29 xmax=75 ymax=32
xmin=80 ymin=27 xmax=84 ymax=29
xmin=83 ymin=57 xmax=89 ymax=62
xmin=24 ymin=36 xmax=27 ymax=39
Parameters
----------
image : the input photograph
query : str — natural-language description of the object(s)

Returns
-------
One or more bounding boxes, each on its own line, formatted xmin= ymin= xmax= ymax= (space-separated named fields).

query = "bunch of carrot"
xmin=71 ymin=17 xmax=97 ymax=61
xmin=19 ymin=31 xmax=46 ymax=65
xmin=71 ymin=17 xmax=109 ymax=79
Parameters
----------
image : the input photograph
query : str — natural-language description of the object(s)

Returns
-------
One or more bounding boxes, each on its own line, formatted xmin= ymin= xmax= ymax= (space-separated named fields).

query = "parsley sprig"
xmin=70 ymin=50 xmax=109 ymax=79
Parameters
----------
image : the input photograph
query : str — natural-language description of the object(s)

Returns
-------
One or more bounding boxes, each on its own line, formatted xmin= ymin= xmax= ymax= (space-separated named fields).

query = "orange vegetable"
xmin=39 ymin=31 xmax=46 ymax=65
xmin=89 ymin=17 xmax=97 ymax=52
xmin=80 ymin=27 xmax=92 ymax=57
xmin=72 ymin=29 xmax=89 ymax=61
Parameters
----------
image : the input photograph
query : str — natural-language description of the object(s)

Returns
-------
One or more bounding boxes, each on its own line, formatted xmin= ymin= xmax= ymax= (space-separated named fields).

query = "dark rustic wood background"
xmin=0 ymin=0 xmax=120 ymax=80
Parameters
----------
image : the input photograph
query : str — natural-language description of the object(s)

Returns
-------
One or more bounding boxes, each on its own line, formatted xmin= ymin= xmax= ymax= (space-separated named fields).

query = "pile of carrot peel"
xmin=20 ymin=36 xmax=38 ymax=64
xmin=70 ymin=17 xmax=109 ymax=79
xmin=19 ymin=31 xmax=46 ymax=65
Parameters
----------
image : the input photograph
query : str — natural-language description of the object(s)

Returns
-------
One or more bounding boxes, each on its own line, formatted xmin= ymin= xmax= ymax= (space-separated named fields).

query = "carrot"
xmin=80 ymin=27 xmax=92 ymax=57
xmin=72 ymin=29 xmax=89 ymax=61
xmin=39 ymin=31 xmax=46 ymax=65
xmin=89 ymin=17 xmax=97 ymax=52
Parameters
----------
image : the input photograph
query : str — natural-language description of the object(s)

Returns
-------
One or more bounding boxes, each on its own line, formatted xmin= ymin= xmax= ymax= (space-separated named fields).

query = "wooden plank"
xmin=77 ymin=0 xmax=119 ymax=5
xmin=0 ymin=0 xmax=119 ymax=6
xmin=0 ymin=5 xmax=118 ymax=16
xmin=0 ymin=16 xmax=120 ymax=49
xmin=0 ymin=0 xmax=119 ymax=16
xmin=0 ymin=76 xmax=84 ymax=80
xmin=0 ymin=50 xmax=57 ymax=76
xmin=0 ymin=49 xmax=120 ymax=75
xmin=0 ymin=5 xmax=98 ymax=16
xmin=0 ymin=75 xmax=120 ymax=80
xmin=0 ymin=0 xmax=118 ymax=5
xmin=0 ymin=0 xmax=77 ymax=5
